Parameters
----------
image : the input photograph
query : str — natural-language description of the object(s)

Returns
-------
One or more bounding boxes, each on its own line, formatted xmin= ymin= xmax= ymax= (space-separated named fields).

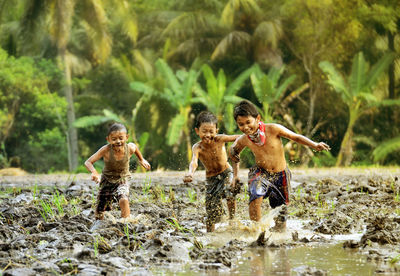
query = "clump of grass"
xmin=142 ymin=176 xmax=152 ymax=196
xmin=187 ymin=188 xmax=196 ymax=203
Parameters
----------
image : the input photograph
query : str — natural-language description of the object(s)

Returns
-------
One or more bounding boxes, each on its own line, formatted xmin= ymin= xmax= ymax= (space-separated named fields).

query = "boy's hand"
xmin=139 ymin=159 xmax=151 ymax=170
xmin=230 ymin=177 xmax=242 ymax=196
xmin=314 ymin=142 xmax=331 ymax=151
xmin=91 ymin=172 xmax=101 ymax=183
xmin=183 ymin=174 xmax=193 ymax=183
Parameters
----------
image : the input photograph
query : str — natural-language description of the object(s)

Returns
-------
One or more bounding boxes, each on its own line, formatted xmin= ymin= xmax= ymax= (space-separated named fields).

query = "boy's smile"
xmin=236 ymin=115 xmax=260 ymax=135
xmin=107 ymin=131 xmax=129 ymax=148
xmin=195 ymin=122 xmax=217 ymax=144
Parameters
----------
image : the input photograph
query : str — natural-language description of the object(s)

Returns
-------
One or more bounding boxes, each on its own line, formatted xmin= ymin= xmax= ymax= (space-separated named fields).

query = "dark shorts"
xmin=205 ymin=168 xmax=233 ymax=225
xmin=248 ymin=166 xmax=291 ymax=208
xmin=96 ymin=175 xmax=130 ymax=214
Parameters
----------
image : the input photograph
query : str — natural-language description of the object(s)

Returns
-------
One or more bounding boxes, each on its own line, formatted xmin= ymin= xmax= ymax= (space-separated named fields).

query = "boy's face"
xmin=106 ymin=131 xmax=129 ymax=148
xmin=195 ymin=122 xmax=218 ymax=144
xmin=236 ymin=115 xmax=260 ymax=135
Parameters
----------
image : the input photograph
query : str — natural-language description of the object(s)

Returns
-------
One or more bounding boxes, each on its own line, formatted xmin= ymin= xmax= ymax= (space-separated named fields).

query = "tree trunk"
xmin=336 ymin=111 xmax=357 ymax=167
xmin=61 ymin=52 xmax=79 ymax=171
xmin=388 ymin=32 xmax=395 ymax=99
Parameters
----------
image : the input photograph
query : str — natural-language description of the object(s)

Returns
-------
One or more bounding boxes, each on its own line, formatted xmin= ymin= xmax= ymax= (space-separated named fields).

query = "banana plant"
xmin=193 ymin=64 xmax=255 ymax=133
xmin=319 ymin=51 xmax=398 ymax=166
xmin=250 ymin=64 xmax=304 ymax=123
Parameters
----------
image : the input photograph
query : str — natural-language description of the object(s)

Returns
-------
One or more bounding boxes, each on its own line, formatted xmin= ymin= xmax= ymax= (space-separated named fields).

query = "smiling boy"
xmin=84 ymin=123 xmax=151 ymax=220
xmin=229 ymin=101 xmax=330 ymax=231
xmin=183 ymin=111 xmax=240 ymax=232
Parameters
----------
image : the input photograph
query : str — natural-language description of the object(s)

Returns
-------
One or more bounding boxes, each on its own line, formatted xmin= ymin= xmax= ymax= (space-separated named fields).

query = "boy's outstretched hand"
xmin=314 ymin=142 xmax=331 ymax=151
xmin=91 ymin=172 xmax=101 ymax=183
xmin=139 ymin=159 xmax=151 ymax=170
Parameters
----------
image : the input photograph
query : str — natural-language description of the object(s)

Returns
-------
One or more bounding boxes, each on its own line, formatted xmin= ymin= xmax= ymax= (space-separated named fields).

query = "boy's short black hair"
xmin=233 ymin=100 xmax=259 ymax=120
xmin=195 ymin=111 xmax=218 ymax=128
xmin=107 ymin=123 xmax=127 ymax=135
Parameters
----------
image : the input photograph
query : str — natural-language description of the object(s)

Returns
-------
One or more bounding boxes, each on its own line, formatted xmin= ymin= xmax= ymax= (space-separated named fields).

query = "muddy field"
xmin=0 ymin=168 xmax=400 ymax=275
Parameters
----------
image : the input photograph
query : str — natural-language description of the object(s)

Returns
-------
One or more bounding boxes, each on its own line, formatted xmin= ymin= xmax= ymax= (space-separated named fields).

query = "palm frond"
xmin=349 ymin=52 xmax=367 ymax=96
xmin=365 ymin=52 xmax=395 ymax=89
xmin=319 ymin=60 xmax=350 ymax=101
xmin=373 ymin=136 xmax=400 ymax=163
xmin=211 ymin=31 xmax=251 ymax=60
xmin=167 ymin=113 xmax=185 ymax=146
xmin=73 ymin=115 xmax=111 ymax=128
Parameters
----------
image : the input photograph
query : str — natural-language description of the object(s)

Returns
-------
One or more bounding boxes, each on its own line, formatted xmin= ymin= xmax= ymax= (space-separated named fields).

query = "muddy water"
xmin=0 ymin=168 xmax=399 ymax=275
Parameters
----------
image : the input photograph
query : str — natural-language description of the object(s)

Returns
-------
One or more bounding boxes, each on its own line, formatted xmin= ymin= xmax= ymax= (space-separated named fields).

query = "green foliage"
xmin=319 ymin=51 xmax=396 ymax=166
xmin=194 ymin=64 xmax=254 ymax=132
xmin=0 ymin=48 xmax=67 ymax=172
xmin=373 ymin=136 xmax=400 ymax=163
xmin=250 ymin=64 xmax=297 ymax=122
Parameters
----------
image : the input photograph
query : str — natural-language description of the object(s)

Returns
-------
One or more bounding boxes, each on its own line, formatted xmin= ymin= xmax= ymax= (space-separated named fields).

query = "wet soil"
xmin=0 ymin=168 xmax=399 ymax=275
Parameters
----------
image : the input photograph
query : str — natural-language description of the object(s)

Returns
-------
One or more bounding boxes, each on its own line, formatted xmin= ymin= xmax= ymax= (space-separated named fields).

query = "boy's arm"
xmin=228 ymin=135 xmax=246 ymax=163
xmin=216 ymin=134 xmax=241 ymax=143
xmin=276 ymin=124 xmax=330 ymax=151
xmin=84 ymin=145 xmax=107 ymax=183
xmin=229 ymin=136 xmax=245 ymax=186
xmin=129 ymin=143 xmax=151 ymax=170
xmin=184 ymin=144 xmax=200 ymax=183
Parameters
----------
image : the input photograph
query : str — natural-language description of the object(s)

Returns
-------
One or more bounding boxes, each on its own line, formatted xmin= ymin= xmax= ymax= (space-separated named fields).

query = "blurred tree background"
xmin=0 ymin=0 xmax=399 ymax=173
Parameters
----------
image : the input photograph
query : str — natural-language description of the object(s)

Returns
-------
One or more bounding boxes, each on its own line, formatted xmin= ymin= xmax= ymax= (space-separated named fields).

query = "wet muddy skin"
xmin=0 ymin=168 xmax=399 ymax=275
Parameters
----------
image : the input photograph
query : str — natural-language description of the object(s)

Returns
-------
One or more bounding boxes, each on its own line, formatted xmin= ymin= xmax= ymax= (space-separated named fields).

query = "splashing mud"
xmin=0 ymin=168 xmax=399 ymax=274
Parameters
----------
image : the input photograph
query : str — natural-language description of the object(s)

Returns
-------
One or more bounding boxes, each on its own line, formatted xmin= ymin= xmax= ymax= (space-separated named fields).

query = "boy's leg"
xmin=227 ymin=198 xmax=236 ymax=219
xmin=249 ymin=197 xmax=262 ymax=221
xmin=206 ymin=220 xmax=215 ymax=232
xmin=117 ymin=181 xmax=130 ymax=218
xmin=119 ymin=197 xmax=130 ymax=218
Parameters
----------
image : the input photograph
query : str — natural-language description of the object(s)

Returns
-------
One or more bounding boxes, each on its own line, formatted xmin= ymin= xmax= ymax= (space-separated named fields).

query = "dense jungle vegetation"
xmin=0 ymin=0 xmax=399 ymax=173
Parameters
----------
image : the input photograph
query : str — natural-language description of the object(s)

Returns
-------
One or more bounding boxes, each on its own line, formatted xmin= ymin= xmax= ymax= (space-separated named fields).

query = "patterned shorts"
xmin=96 ymin=176 xmax=130 ymax=214
xmin=205 ymin=168 xmax=233 ymax=225
xmin=248 ymin=166 xmax=291 ymax=208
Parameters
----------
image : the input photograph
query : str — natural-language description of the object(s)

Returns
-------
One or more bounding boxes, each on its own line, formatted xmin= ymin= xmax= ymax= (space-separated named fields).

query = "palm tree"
xmin=193 ymin=64 xmax=255 ymax=132
xmin=319 ymin=52 xmax=398 ymax=166
xmin=212 ymin=0 xmax=283 ymax=67
xmin=18 ymin=0 xmax=137 ymax=171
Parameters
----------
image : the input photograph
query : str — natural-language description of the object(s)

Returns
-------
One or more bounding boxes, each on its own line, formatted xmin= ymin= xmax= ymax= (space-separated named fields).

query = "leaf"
xmin=103 ymin=109 xmax=123 ymax=123
xmin=156 ymin=59 xmax=181 ymax=95
xmin=225 ymin=64 xmax=255 ymax=96
xmin=319 ymin=61 xmax=350 ymax=101
xmin=130 ymin=82 xmax=156 ymax=96
xmin=73 ymin=116 xmax=110 ymax=128
xmin=349 ymin=52 xmax=367 ymax=96
xmin=366 ymin=52 xmax=395 ymax=89
xmin=373 ymin=136 xmax=400 ymax=163
xmin=166 ymin=113 xmax=186 ymax=146
xmin=138 ymin=132 xmax=150 ymax=151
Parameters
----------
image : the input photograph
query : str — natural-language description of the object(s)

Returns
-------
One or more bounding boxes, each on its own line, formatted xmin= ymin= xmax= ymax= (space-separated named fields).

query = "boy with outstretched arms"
xmin=229 ymin=100 xmax=330 ymax=231
xmin=183 ymin=111 xmax=241 ymax=232
xmin=85 ymin=123 xmax=151 ymax=220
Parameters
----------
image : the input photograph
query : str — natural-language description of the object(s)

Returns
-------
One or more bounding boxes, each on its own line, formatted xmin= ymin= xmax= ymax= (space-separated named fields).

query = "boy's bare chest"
xmin=199 ymin=144 xmax=225 ymax=161
xmin=246 ymin=135 xmax=283 ymax=154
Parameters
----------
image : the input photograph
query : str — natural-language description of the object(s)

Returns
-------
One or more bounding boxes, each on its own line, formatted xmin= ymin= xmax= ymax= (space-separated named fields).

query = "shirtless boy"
xmin=85 ymin=123 xmax=151 ymax=220
xmin=229 ymin=100 xmax=330 ymax=231
xmin=183 ymin=111 xmax=241 ymax=232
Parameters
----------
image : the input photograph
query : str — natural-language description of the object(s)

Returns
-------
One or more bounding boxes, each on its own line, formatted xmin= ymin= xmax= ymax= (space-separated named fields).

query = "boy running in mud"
xmin=229 ymin=100 xmax=330 ymax=231
xmin=183 ymin=111 xmax=241 ymax=232
xmin=85 ymin=123 xmax=151 ymax=220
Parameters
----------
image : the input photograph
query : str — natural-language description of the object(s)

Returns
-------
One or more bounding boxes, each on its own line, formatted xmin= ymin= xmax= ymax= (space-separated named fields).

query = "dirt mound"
xmin=0 ymin=168 xmax=28 ymax=176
